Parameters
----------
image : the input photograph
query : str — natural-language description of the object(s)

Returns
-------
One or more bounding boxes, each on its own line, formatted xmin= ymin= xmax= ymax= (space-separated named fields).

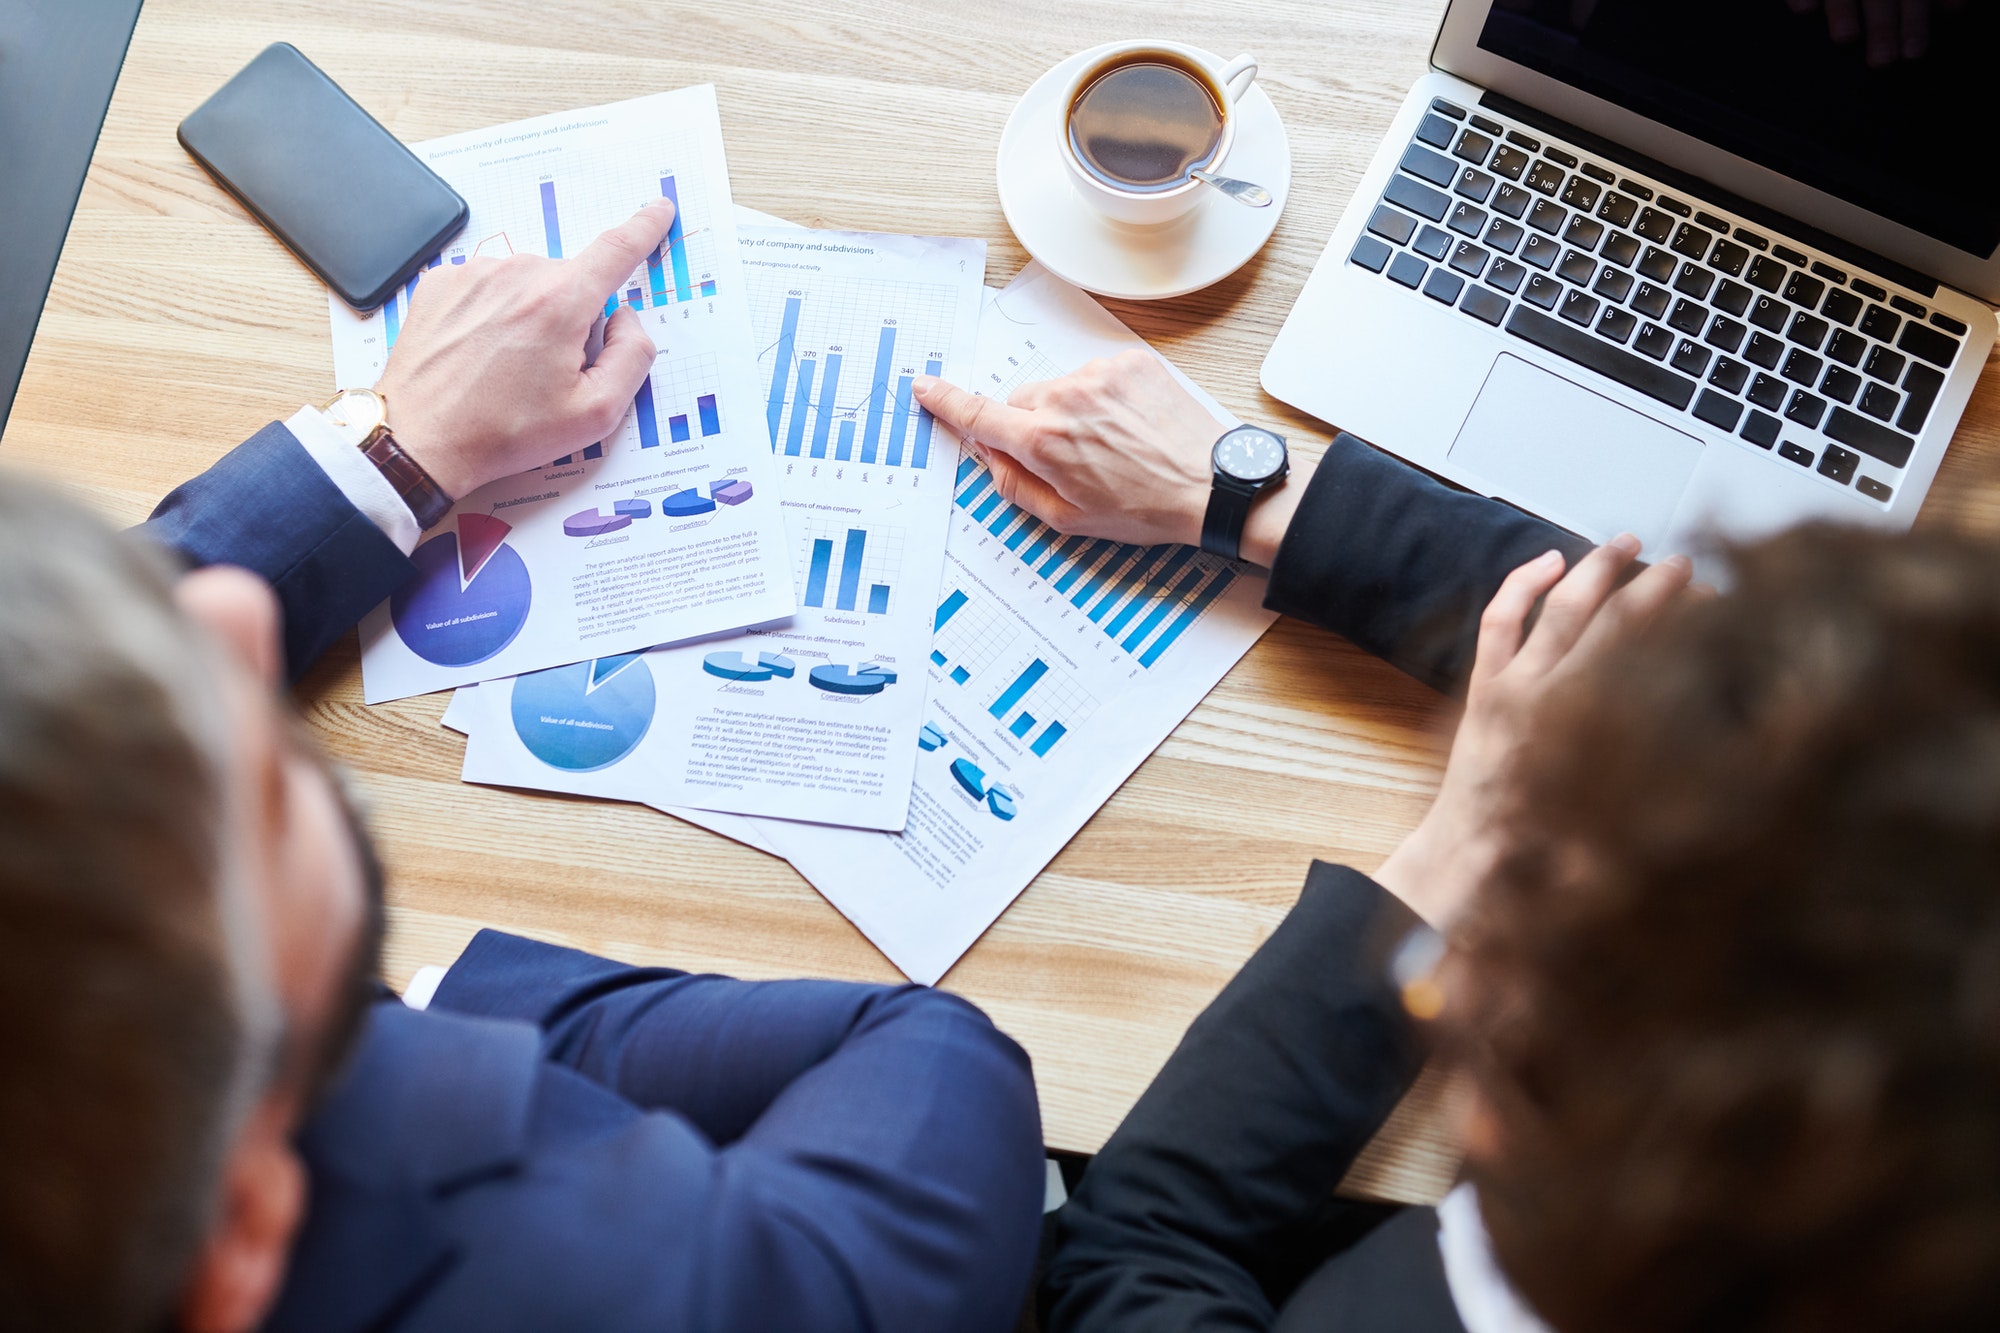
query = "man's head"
xmin=0 ymin=480 xmax=384 ymax=1333
xmin=1452 ymin=524 xmax=2000 ymax=1331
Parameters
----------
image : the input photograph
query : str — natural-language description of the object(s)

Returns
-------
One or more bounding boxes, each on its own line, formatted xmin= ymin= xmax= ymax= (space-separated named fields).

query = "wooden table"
xmin=6 ymin=0 xmax=1996 ymax=1203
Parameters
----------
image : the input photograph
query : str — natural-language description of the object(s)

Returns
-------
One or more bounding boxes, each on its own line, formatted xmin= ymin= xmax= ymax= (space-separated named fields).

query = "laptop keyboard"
xmin=1348 ymin=98 xmax=1973 ymax=505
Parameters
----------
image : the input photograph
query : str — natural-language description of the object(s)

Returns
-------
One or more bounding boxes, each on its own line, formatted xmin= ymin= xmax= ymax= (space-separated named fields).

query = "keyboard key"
xmin=1491 ymin=184 xmax=1532 ymax=219
xmin=1671 ymin=339 xmax=1712 ymax=376
xmin=1693 ymin=388 xmax=1744 ymax=431
xmin=1820 ymin=366 xmax=1861 ymax=405
xmin=1462 ymin=284 xmax=1510 ymax=326
xmin=1787 ymin=313 xmax=1830 ymax=351
xmin=1782 ymin=349 xmax=1824 ymax=385
xmin=1424 ymin=268 xmax=1466 ymax=304
xmin=1526 ymin=160 xmax=1565 ymax=195
xmin=1674 ymin=263 xmax=1714 ymax=300
xmin=1858 ymin=381 xmax=1899 ymax=421
xmin=1669 ymin=299 xmax=1708 ymax=336
xmin=1784 ymin=391 xmax=1826 ymax=429
xmin=1811 ymin=261 xmax=1846 ymax=284
xmin=1710 ymin=357 xmax=1750 ymax=393
xmin=1670 ymin=223 xmax=1715 ymax=261
xmin=1369 ymin=206 xmax=1419 ymax=245
xmin=1773 ymin=243 xmax=1809 ymax=266
xmin=1622 ymin=179 xmax=1655 ymax=200
xmin=1558 ymin=249 xmax=1598 ymax=285
xmin=1857 ymin=476 xmax=1893 ymax=502
xmin=1528 ymin=199 xmax=1567 ymax=234
xmin=1560 ymin=176 xmax=1602 ymax=212
xmin=1632 ymin=282 xmax=1671 ymax=319
xmin=1521 ymin=234 xmax=1561 ymax=270
xmin=1559 ymin=289 xmax=1600 ymax=326
xmin=1466 ymin=112 xmax=1500 ymax=133
xmin=1746 ymin=334 xmax=1786 ymax=371
xmin=1658 ymin=195 xmax=1692 ymax=217
xmin=1385 ymin=174 xmax=1451 ymax=222
xmin=1705 ymin=316 xmax=1747 ymax=353
xmin=1351 ymin=235 xmax=1393 ymax=272
xmin=1749 ymin=296 xmax=1790 ymax=333
xmin=1487 ymin=258 xmax=1527 ymax=293
xmin=1933 ymin=312 xmax=1970 ymax=336
xmin=1748 ymin=373 xmax=1788 ymax=409
xmin=1563 ymin=216 xmax=1606 ymax=250
xmin=1600 ymin=233 xmax=1642 ymax=269
xmin=1485 ymin=218 xmax=1525 ymax=254
xmin=1506 ymin=130 xmax=1540 ymax=150
xmin=1449 ymin=241 xmax=1491 ymax=278
xmin=1430 ymin=98 xmax=1467 ymax=119
xmin=1826 ymin=330 xmax=1868 ymax=368
xmin=1899 ymin=364 xmax=1945 ymax=433
xmin=1635 ymin=322 xmax=1675 ymax=360
xmin=1634 ymin=207 xmax=1675 ymax=243
xmin=1898 ymin=322 xmax=1961 ymax=368
xmin=1598 ymin=307 xmax=1638 ymax=343
xmin=1523 ymin=273 xmax=1563 ymax=309
xmin=1782 ymin=273 xmax=1826 ymax=308
xmin=1708 ymin=240 xmax=1750 ymax=277
xmin=1453 ymin=129 xmax=1494 ymax=164
xmin=1746 ymin=255 xmax=1787 ymax=293
xmin=1594 ymin=267 xmax=1636 ymax=303
xmin=1401 ymin=144 xmax=1458 ymax=188
xmin=1850 ymin=278 xmax=1887 ymax=300
xmin=1859 ymin=304 xmax=1901 ymax=341
xmin=1712 ymin=279 xmax=1752 ymax=316
xmin=1448 ymin=202 xmax=1489 ymax=237
xmin=1583 ymin=163 xmax=1616 ymax=185
xmin=1733 ymin=227 xmax=1769 ymax=250
xmin=1827 ymin=406 xmax=1916 ymax=468
xmin=1544 ymin=147 xmax=1579 ymax=168
xmin=1505 ymin=305 xmax=1698 ymax=409
xmin=1779 ymin=440 xmax=1816 ymax=467
xmin=1597 ymin=192 xmax=1639 ymax=228
xmin=1695 ymin=210 xmax=1731 ymax=232
xmin=1890 ymin=294 xmax=1926 ymax=318
xmin=1416 ymin=115 xmax=1458 ymax=149
xmin=1742 ymin=411 xmax=1781 ymax=447
xmin=1821 ymin=289 xmax=1863 ymax=327
xmin=1864 ymin=345 xmax=1905 ymax=381
xmin=1816 ymin=444 xmax=1859 ymax=485
xmin=1415 ymin=225 xmax=1453 ymax=261
xmin=1387 ymin=251 xmax=1427 ymax=289
xmin=1455 ymin=169 xmax=1496 ymax=204
xmin=1489 ymin=145 xmax=1532 ymax=180
xmin=1637 ymin=247 xmax=1677 ymax=282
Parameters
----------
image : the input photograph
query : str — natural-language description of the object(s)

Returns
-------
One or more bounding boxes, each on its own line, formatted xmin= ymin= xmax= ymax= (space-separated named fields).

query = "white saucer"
xmin=997 ymin=43 xmax=1292 ymax=301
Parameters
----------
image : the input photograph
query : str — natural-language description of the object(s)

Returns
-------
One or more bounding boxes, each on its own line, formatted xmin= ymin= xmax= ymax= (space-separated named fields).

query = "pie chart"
xmin=810 ymin=663 xmax=898 ymax=695
xmin=509 ymin=653 xmax=655 ymax=772
xmin=391 ymin=513 xmax=531 ymax=667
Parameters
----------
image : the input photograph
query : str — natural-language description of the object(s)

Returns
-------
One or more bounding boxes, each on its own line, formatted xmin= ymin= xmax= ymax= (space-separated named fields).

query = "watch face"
xmin=1214 ymin=427 xmax=1287 ymax=483
xmin=327 ymin=388 xmax=387 ymax=434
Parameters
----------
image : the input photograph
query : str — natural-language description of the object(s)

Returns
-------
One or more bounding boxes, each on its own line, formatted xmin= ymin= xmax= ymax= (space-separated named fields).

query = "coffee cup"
xmin=1058 ymin=41 xmax=1259 ymax=226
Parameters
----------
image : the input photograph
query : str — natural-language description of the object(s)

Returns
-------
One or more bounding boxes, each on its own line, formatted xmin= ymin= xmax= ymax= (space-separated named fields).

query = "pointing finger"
xmin=913 ymin=376 xmax=1040 ymax=457
xmin=569 ymin=200 xmax=678 ymax=304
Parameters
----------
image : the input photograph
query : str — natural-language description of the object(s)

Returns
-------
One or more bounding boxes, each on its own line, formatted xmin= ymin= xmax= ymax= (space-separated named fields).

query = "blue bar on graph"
xmin=767 ymin=296 xmax=802 ymax=446
xmin=700 ymin=279 xmax=717 ymax=296
xmin=635 ymin=379 xmax=660 ymax=448
xmin=1108 ymin=549 xmax=1197 ymax=635
xmin=1124 ymin=565 xmax=1208 ymax=652
xmin=836 ymin=420 xmax=856 ymax=460
xmin=972 ymin=492 xmax=1004 ymax=523
xmin=988 ymin=502 xmax=1023 ymax=537
xmin=604 ymin=294 xmax=619 ymax=318
xmin=539 ymin=181 xmax=563 ymax=258
xmin=1005 ymin=519 xmax=1038 ymax=551
xmin=1075 ymin=547 xmax=1145 ymax=610
xmin=659 ymin=176 xmax=692 ymax=299
xmin=868 ymin=584 xmax=890 ymax=614
xmin=810 ymin=353 xmax=842 ymax=458
xmin=1140 ymin=569 xmax=1235 ymax=667
xmin=911 ymin=358 xmax=944 ymax=468
xmin=804 ymin=538 xmax=833 ymax=607
xmin=625 ymin=288 xmax=644 ymax=311
xmin=956 ymin=471 xmax=993 ymax=509
xmin=785 ymin=361 xmax=816 ymax=456
xmin=1040 ymin=535 xmax=1091 ymax=580
xmin=885 ymin=374 xmax=914 ymax=466
xmin=935 ymin=589 xmax=968 ymax=630
xmin=990 ymin=660 xmax=1048 ymax=719
xmin=1021 ymin=526 xmax=1056 ymax=564
xmin=956 ymin=455 xmax=980 ymax=485
xmin=1030 ymin=721 xmax=1068 ymax=757
xmin=1087 ymin=549 xmax=1155 ymax=620
xmin=1055 ymin=541 xmax=1116 ymax=594
xmin=582 ymin=442 xmax=603 ymax=461
xmin=836 ymin=528 xmax=867 ymax=611
xmin=931 ymin=650 xmax=947 ymax=666
xmin=647 ymin=248 xmax=667 ymax=305
xmin=450 ymin=255 xmax=466 ymax=265
xmin=860 ymin=324 xmax=897 ymax=463
xmin=1009 ymin=712 xmax=1036 ymax=738
xmin=383 ymin=294 xmax=402 ymax=347
xmin=697 ymin=394 xmax=720 ymax=435
xmin=950 ymin=666 xmax=970 ymax=685
xmin=669 ymin=414 xmax=691 ymax=442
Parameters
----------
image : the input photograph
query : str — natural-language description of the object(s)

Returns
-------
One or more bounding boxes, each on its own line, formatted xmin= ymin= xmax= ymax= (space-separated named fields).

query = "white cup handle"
xmin=1217 ymin=53 xmax=1258 ymax=104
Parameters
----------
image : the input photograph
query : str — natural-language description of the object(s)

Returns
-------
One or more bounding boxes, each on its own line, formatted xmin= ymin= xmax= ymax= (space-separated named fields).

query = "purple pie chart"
xmin=390 ymin=517 xmax=532 ymax=667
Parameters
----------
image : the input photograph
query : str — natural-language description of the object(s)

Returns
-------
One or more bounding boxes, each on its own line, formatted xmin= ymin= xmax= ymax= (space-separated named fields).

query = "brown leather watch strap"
xmin=359 ymin=427 xmax=454 ymax=530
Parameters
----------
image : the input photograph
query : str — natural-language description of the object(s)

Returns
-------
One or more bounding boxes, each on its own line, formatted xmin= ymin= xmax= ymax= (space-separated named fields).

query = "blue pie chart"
xmin=391 ymin=523 xmax=531 ymax=667
xmin=510 ymin=653 xmax=655 ymax=772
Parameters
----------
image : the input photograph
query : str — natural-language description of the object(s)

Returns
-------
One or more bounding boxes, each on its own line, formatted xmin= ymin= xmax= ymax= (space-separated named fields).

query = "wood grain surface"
xmin=5 ymin=0 xmax=1996 ymax=1204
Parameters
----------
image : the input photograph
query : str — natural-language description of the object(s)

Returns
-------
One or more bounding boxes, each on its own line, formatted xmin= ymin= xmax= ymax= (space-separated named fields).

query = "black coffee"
xmin=1068 ymin=56 xmax=1224 ymax=193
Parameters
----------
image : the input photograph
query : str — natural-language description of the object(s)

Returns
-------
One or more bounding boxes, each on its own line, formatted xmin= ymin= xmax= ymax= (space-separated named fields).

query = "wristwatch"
xmin=1199 ymin=424 xmax=1290 ymax=561
xmin=318 ymin=387 xmax=454 ymax=531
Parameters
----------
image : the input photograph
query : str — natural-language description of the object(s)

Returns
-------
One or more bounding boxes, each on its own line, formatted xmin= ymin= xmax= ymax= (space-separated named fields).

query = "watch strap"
xmin=358 ymin=427 xmax=454 ymax=531
xmin=1201 ymin=474 xmax=1258 ymax=561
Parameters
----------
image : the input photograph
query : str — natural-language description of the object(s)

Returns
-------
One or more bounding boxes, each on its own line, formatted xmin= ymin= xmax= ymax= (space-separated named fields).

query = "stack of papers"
xmin=336 ymin=90 xmax=1275 ymax=984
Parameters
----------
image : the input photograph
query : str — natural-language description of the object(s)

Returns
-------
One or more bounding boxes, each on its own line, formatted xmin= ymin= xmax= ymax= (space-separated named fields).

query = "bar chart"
xmin=950 ymin=456 xmax=1238 ymax=670
xmin=931 ymin=586 xmax=1017 ymax=687
xmin=984 ymin=650 xmax=1096 ymax=759
xmin=796 ymin=519 xmax=905 ymax=615
xmin=531 ymin=169 xmax=719 ymax=313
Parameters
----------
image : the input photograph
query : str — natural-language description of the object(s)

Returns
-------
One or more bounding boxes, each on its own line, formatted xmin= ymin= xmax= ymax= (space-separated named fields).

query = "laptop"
xmin=1262 ymin=0 xmax=1997 ymax=568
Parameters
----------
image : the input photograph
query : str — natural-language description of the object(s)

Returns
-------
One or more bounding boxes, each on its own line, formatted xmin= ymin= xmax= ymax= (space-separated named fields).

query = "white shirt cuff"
xmin=284 ymin=406 xmax=422 ymax=555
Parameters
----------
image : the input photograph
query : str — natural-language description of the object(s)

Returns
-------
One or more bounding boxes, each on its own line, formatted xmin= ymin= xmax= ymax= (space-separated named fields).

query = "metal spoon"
xmin=1190 ymin=168 xmax=1273 ymax=208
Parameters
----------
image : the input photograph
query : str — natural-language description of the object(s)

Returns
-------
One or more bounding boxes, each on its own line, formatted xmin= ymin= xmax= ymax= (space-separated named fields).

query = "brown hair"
xmin=1461 ymin=524 xmax=2000 ymax=1333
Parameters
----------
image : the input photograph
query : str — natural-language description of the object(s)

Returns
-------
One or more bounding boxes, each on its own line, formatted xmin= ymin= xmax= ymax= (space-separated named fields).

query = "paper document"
xmin=457 ymin=227 xmax=985 ymax=828
xmin=331 ymin=88 xmax=793 ymax=703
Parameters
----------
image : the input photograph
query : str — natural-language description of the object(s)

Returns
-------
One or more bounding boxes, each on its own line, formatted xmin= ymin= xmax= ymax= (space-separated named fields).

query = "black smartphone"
xmin=178 ymin=43 xmax=467 ymax=311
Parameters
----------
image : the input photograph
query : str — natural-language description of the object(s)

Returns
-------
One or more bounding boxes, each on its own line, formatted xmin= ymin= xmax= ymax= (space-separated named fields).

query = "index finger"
xmin=569 ymin=200 xmax=678 ymax=299
xmin=1511 ymin=535 xmax=1642 ymax=676
xmin=912 ymin=375 xmax=1040 ymax=457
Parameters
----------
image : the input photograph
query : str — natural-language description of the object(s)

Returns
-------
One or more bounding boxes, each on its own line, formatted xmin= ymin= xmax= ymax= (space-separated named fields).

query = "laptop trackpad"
xmin=1447 ymin=354 xmax=1703 ymax=551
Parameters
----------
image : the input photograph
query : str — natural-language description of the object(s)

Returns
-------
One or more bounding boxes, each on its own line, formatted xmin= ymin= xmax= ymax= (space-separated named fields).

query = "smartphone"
xmin=178 ymin=44 xmax=467 ymax=311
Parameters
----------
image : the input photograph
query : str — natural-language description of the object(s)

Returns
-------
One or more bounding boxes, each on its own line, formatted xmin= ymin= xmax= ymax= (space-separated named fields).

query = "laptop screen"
xmin=1476 ymin=0 xmax=1998 ymax=258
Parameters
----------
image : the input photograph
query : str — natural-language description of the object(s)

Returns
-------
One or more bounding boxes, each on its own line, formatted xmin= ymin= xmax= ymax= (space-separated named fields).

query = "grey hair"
xmin=0 ymin=474 xmax=280 ymax=1331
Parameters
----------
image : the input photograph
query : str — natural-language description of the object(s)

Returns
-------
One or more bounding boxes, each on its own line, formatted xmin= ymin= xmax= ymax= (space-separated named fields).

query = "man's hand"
xmin=1372 ymin=536 xmax=1695 ymax=929
xmin=912 ymin=351 xmax=1315 ymax=565
xmin=372 ymin=199 xmax=677 ymax=500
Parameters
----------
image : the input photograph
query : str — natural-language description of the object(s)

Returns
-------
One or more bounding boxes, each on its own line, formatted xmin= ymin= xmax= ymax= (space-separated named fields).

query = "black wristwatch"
xmin=1200 ymin=424 xmax=1289 ymax=561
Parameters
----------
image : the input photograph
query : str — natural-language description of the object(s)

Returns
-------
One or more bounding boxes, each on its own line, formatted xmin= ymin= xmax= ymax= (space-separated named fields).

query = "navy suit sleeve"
xmin=137 ymin=423 xmax=415 ymax=681
xmin=1265 ymin=432 xmax=1591 ymax=694
xmin=432 ymin=930 xmax=1046 ymax=1333
xmin=1042 ymin=864 xmax=1430 ymax=1332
